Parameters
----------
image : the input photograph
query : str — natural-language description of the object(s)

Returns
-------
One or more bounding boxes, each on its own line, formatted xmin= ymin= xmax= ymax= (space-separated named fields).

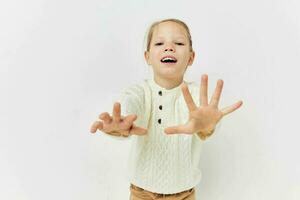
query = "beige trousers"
xmin=130 ymin=184 xmax=196 ymax=200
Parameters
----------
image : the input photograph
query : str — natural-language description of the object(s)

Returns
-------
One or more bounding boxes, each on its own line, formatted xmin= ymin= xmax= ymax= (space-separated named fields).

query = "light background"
xmin=1 ymin=0 xmax=300 ymax=199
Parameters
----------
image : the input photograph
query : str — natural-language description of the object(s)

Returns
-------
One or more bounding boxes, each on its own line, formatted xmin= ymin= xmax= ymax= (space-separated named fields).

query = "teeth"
xmin=161 ymin=57 xmax=176 ymax=62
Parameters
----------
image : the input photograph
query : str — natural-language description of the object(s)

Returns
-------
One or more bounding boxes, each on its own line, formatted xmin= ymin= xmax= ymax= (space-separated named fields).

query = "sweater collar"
xmin=147 ymin=78 xmax=186 ymax=96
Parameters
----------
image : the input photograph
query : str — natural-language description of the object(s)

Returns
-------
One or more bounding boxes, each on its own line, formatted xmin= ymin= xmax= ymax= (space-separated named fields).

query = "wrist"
xmin=197 ymin=128 xmax=215 ymax=139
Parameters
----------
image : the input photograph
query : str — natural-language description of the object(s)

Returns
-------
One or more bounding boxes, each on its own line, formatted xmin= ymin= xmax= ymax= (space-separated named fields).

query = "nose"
xmin=164 ymin=43 xmax=175 ymax=52
xmin=164 ymin=48 xmax=174 ymax=52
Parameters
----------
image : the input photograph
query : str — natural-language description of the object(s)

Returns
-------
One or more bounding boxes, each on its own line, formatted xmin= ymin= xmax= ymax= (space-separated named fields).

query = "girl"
xmin=90 ymin=18 xmax=243 ymax=200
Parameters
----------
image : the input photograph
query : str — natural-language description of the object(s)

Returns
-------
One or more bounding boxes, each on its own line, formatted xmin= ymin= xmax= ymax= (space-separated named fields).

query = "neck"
xmin=153 ymin=75 xmax=184 ymax=90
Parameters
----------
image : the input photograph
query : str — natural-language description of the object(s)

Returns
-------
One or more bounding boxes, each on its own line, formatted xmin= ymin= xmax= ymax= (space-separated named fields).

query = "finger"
xmin=90 ymin=121 xmax=102 ymax=133
xmin=122 ymin=114 xmax=137 ymax=127
xmin=200 ymin=74 xmax=208 ymax=106
xmin=210 ymin=79 xmax=224 ymax=107
xmin=221 ymin=100 xmax=243 ymax=116
xmin=164 ymin=125 xmax=192 ymax=135
xmin=129 ymin=124 xmax=148 ymax=135
xmin=112 ymin=102 xmax=121 ymax=122
xmin=99 ymin=112 xmax=112 ymax=124
xmin=181 ymin=83 xmax=197 ymax=112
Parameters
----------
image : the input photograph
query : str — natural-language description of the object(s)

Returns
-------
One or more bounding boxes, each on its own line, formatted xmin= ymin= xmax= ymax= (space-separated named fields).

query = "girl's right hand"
xmin=90 ymin=102 xmax=147 ymax=137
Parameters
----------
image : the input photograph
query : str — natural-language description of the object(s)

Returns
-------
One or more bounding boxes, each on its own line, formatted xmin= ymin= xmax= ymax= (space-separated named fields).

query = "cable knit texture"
xmin=108 ymin=78 xmax=222 ymax=194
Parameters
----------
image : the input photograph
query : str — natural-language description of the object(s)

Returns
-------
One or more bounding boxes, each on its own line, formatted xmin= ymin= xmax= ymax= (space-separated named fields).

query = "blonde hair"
xmin=145 ymin=18 xmax=194 ymax=52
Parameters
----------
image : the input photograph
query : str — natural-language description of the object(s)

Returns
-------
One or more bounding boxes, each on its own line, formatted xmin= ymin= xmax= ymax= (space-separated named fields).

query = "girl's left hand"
xmin=164 ymin=74 xmax=243 ymax=138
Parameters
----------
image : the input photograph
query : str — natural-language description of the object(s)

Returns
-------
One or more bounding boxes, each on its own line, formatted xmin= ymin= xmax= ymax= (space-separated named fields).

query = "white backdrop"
xmin=1 ymin=0 xmax=300 ymax=199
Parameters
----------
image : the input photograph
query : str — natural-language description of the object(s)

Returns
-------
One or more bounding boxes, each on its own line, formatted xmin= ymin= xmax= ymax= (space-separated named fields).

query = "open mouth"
xmin=160 ymin=56 xmax=177 ymax=64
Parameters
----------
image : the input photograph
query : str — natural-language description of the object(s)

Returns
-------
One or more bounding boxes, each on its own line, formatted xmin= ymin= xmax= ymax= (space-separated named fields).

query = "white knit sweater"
xmin=108 ymin=78 xmax=222 ymax=194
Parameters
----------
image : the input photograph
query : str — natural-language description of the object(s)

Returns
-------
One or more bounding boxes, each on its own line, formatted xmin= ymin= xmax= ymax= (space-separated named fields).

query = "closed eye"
xmin=154 ymin=42 xmax=185 ymax=46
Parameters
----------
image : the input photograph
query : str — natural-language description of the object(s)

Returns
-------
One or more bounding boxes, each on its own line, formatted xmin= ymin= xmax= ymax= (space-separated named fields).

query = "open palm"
xmin=164 ymin=74 xmax=243 ymax=135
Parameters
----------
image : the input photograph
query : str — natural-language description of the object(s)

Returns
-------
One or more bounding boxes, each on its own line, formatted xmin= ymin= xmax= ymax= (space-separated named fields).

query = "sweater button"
xmin=159 ymin=105 xmax=162 ymax=110
xmin=158 ymin=119 xmax=161 ymax=124
xmin=158 ymin=91 xmax=162 ymax=96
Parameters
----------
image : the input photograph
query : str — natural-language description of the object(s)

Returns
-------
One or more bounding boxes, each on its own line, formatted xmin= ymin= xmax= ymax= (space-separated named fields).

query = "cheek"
xmin=150 ymin=51 xmax=160 ymax=61
xmin=178 ymin=55 xmax=189 ymax=62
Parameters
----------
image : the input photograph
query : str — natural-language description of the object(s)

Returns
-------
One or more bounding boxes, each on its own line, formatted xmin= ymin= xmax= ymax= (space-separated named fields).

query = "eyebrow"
xmin=155 ymin=36 xmax=186 ymax=40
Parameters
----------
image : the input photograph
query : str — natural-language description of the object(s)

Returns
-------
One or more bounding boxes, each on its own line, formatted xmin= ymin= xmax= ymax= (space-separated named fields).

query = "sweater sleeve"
xmin=105 ymin=83 xmax=145 ymax=141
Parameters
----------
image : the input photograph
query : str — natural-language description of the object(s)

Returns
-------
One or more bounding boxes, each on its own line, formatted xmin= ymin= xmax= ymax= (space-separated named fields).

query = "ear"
xmin=144 ymin=51 xmax=150 ymax=65
xmin=187 ymin=51 xmax=195 ymax=66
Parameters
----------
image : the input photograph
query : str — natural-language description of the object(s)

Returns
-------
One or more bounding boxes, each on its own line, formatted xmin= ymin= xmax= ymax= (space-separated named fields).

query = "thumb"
xmin=164 ymin=125 xmax=190 ymax=134
xmin=129 ymin=125 xmax=147 ymax=135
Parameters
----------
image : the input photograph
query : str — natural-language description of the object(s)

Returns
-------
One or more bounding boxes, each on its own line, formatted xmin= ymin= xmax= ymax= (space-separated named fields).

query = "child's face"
xmin=144 ymin=21 xmax=195 ymax=80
